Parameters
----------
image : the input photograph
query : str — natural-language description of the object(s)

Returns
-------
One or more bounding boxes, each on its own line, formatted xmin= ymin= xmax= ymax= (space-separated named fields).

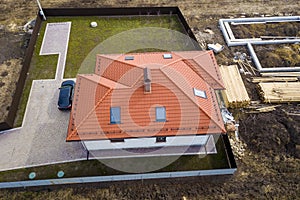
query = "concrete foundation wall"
xmin=83 ymin=135 xmax=210 ymax=150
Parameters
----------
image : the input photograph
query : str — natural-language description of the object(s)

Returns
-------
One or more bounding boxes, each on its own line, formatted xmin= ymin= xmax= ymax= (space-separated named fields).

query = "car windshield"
xmin=60 ymin=87 xmax=71 ymax=98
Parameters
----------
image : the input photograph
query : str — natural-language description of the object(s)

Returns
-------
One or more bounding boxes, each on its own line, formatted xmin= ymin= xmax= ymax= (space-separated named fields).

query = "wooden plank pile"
xmin=219 ymin=65 xmax=250 ymax=108
xmin=260 ymin=72 xmax=300 ymax=77
xmin=252 ymin=77 xmax=299 ymax=83
xmin=246 ymin=104 xmax=281 ymax=113
xmin=258 ymin=82 xmax=300 ymax=103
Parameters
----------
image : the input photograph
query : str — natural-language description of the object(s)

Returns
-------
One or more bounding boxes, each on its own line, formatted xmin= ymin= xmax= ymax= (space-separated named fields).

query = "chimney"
xmin=144 ymin=67 xmax=151 ymax=93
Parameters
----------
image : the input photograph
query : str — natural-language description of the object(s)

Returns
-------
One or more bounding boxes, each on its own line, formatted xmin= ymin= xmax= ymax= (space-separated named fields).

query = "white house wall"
xmin=83 ymin=135 xmax=210 ymax=150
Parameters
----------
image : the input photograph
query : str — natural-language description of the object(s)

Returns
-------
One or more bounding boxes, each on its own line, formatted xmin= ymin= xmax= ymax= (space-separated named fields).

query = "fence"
xmin=0 ymin=14 xmax=43 ymax=130
xmin=0 ymin=8 xmax=237 ymax=188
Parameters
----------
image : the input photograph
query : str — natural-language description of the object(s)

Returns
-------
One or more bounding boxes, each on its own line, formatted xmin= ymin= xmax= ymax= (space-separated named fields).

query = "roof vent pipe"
xmin=144 ymin=67 xmax=151 ymax=93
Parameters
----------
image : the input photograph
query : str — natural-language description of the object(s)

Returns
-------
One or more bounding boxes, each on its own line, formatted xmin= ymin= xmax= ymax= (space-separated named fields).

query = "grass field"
xmin=14 ymin=15 xmax=196 ymax=127
xmin=0 ymin=135 xmax=229 ymax=182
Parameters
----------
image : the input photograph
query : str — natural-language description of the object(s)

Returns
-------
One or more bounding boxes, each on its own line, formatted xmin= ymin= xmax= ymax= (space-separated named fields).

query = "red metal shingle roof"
xmin=67 ymin=51 xmax=225 ymax=141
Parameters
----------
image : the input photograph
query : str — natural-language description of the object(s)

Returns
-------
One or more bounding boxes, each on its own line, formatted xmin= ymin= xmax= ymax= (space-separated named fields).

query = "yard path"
xmin=0 ymin=22 xmax=86 ymax=172
xmin=40 ymin=22 xmax=72 ymax=80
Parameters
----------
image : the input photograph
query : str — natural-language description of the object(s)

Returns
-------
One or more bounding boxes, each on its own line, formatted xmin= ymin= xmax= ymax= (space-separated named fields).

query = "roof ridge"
xmin=182 ymin=59 xmax=205 ymax=79
xmin=97 ymin=54 xmax=142 ymax=69
xmin=161 ymin=67 xmax=225 ymax=133
xmin=160 ymin=67 xmax=201 ymax=109
xmin=68 ymin=89 xmax=113 ymax=139
xmin=129 ymin=73 xmax=144 ymax=88
xmin=126 ymin=52 xmax=172 ymax=56
xmin=186 ymin=58 xmax=224 ymax=88
xmin=173 ymin=50 xmax=208 ymax=57
xmin=160 ymin=57 xmax=184 ymax=69
xmin=190 ymin=51 xmax=224 ymax=88
xmin=97 ymin=55 xmax=145 ymax=87
xmin=78 ymin=74 xmax=130 ymax=90
xmin=77 ymin=74 xmax=110 ymax=89
xmin=99 ymin=76 xmax=131 ymax=89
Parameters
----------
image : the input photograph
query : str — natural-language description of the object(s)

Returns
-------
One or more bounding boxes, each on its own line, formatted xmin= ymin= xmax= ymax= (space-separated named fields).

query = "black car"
xmin=58 ymin=80 xmax=75 ymax=110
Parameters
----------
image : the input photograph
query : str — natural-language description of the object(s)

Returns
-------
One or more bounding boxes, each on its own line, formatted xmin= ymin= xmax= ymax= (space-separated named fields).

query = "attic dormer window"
xmin=193 ymin=88 xmax=207 ymax=99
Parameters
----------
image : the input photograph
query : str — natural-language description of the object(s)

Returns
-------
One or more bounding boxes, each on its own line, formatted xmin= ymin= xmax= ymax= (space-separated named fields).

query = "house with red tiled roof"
xmin=67 ymin=51 xmax=226 ymax=154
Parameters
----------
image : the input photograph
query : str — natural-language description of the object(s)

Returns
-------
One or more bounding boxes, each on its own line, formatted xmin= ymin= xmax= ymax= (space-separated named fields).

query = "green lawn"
xmin=0 ymin=135 xmax=230 ymax=182
xmin=14 ymin=15 xmax=197 ymax=127
xmin=62 ymin=15 xmax=196 ymax=77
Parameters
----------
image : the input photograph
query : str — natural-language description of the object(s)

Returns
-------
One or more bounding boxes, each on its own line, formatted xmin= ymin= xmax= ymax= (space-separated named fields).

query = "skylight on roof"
xmin=163 ymin=54 xmax=172 ymax=59
xmin=156 ymin=107 xmax=166 ymax=122
xmin=110 ymin=107 xmax=121 ymax=124
xmin=193 ymin=88 xmax=207 ymax=99
xmin=125 ymin=56 xmax=134 ymax=60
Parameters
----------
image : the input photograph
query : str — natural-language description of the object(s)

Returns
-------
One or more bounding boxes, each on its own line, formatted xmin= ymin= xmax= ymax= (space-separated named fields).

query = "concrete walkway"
xmin=40 ymin=22 xmax=71 ymax=80
xmin=0 ymin=22 xmax=86 ymax=172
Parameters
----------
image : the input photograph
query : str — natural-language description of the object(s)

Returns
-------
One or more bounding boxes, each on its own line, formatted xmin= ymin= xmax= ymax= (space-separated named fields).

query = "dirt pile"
xmin=240 ymin=106 xmax=300 ymax=157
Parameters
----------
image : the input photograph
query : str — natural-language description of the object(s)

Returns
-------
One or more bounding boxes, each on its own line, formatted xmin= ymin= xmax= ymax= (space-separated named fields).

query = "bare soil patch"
xmin=0 ymin=59 xmax=22 ymax=122
xmin=0 ymin=28 xmax=29 ymax=122
xmin=255 ymin=43 xmax=300 ymax=68
xmin=229 ymin=22 xmax=300 ymax=68
xmin=231 ymin=22 xmax=300 ymax=39
xmin=0 ymin=29 xmax=26 ymax=64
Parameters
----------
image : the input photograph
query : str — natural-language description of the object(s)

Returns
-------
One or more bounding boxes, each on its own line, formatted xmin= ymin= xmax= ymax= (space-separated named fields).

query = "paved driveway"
xmin=0 ymin=80 xmax=86 ymax=171
xmin=0 ymin=22 xmax=86 ymax=171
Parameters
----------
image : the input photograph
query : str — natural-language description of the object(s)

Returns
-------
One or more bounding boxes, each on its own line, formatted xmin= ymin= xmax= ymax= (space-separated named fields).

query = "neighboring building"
xmin=66 ymin=51 xmax=226 ymax=154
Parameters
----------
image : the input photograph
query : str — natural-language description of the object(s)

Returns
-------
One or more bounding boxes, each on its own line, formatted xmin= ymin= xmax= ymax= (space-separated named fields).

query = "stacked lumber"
xmin=251 ymin=77 xmax=298 ymax=83
xmin=260 ymin=72 xmax=300 ymax=77
xmin=258 ymin=82 xmax=300 ymax=103
xmin=246 ymin=105 xmax=281 ymax=113
xmin=219 ymin=65 xmax=250 ymax=108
